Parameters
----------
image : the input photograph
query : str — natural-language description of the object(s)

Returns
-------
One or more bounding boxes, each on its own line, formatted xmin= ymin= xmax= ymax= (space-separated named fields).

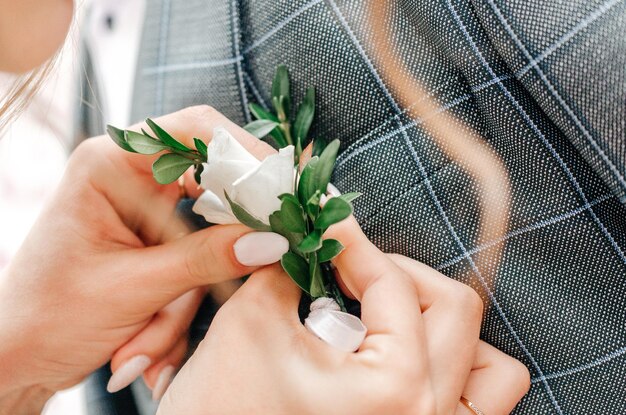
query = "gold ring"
xmin=460 ymin=397 xmax=486 ymax=415
xmin=178 ymin=176 xmax=188 ymax=199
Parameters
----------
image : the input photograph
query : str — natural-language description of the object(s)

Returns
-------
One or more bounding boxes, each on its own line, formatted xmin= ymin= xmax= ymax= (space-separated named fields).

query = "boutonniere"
xmin=107 ymin=65 xmax=366 ymax=352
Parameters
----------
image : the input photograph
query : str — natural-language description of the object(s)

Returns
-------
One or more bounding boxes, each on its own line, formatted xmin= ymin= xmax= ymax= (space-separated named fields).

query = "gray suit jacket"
xmin=79 ymin=0 xmax=626 ymax=413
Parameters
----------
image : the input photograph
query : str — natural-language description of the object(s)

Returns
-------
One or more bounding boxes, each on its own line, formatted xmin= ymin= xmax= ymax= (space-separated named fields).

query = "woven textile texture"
xmin=78 ymin=0 xmax=626 ymax=413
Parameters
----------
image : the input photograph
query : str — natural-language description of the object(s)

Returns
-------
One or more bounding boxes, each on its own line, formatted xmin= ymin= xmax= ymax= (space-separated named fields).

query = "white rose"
xmin=192 ymin=127 xmax=295 ymax=226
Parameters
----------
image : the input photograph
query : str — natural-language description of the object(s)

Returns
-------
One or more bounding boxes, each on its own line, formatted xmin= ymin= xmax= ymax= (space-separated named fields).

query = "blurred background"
xmin=0 ymin=4 xmax=86 ymax=414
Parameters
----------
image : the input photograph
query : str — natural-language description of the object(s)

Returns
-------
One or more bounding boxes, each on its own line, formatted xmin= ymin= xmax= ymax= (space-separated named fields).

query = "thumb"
xmin=325 ymin=216 xmax=424 ymax=345
xmin=112 ymin=225 xmax=289 ymax=310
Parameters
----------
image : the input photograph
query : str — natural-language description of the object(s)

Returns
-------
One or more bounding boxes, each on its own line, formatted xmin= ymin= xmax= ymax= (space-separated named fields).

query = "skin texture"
xmin=0 ymin=1 xmax=530 ymax=410
xmin=0 ymin=105 xmax=529 ymax=413
xmin=159 ymin=214 xmax=530 ymax=415
xmin=0 ymin=0 xmax=74 ymax=73
xmin=0 ymin=106 xmax=276 ymax=412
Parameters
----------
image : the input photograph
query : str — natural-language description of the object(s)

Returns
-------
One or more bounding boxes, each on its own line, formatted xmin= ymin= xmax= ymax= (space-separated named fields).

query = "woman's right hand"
xmin=159 ymin=216 xmax=530 ymax=415
xmin=0 ymin=106 xmax=285 ymax=410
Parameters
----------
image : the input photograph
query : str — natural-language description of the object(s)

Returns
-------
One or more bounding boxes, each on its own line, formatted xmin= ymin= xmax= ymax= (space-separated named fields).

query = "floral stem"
xmin=171 ymin=148 xmax=203 ymax=163
xmin=281 ymin=122 xmax=292 ymax=146
xmin=322 ymin=262 xmax=347 ymax=312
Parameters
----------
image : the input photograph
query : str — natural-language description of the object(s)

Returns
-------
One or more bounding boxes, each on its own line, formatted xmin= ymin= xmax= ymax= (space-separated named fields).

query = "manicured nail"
xmin=152 ymin=365 xmax=176 ymax=401
xmin=327 ymin=183 xmax=341 ymax=197
xmin=234 ymin=232 xmax=289 ymax=266
xmin=107 ymin=355 xmax=151 ymax=393
xmin=320 ymin=194 xmax=330 ymax=207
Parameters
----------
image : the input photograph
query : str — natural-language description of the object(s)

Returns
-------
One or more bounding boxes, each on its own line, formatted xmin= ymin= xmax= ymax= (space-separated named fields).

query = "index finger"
xmin=95 ymin=105 xmax=277 ymax=237
xmin=125 ymin=105 xmax=276 ymax=176
xmin=326 ymin=216 xmax=424 ymax=349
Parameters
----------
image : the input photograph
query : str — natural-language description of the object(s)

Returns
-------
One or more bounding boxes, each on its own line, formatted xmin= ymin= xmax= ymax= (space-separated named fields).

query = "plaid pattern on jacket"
xmin=78 ymin=1 xmax=626 ymax=413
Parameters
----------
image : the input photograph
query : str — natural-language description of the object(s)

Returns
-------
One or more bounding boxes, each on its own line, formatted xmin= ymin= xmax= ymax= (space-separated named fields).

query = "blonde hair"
xmin=0 ymin=56 xmax=58 ymax=135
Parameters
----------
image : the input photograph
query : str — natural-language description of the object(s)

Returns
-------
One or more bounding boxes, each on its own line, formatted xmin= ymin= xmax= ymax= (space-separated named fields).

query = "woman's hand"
xmin=159 ymin=217 xmax=530 ymax=415
xmin=0 ymin=106 xmax=285 ymax=407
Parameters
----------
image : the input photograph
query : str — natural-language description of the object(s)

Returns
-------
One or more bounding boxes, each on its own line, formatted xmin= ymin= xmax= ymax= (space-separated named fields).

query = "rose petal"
xmin=232 ymin=146 xmax=295 ymax=224
xmin=200 ymin=160 xmax=258 ymax=201
xmin=207 ymin=127 xmax=260 ymax=165
xmin=192 ymin=190 xmax=238 ymax=224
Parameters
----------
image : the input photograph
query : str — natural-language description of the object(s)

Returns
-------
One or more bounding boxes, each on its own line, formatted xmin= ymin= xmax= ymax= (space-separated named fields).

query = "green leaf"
xmin=194 ymin=138 xmax=208 ymax=159
xmin=272 ymin=97 xmax=283 ymax=122
xmin=269 ymin=128 xmax=288 ymax=148
xmin=315 ymin=197 xmax=353 ymax=229
xmin=271 ymin=65 xmax=290 ymax=120
xmin=249 ymin=103 xmax=279 ymax=122
xmin=306 ymin=190 xmax=322 ymax=208
xmin=106 ymin=125 xmax=136 ymax=153
xmin=125 ymin=130 xmax=170 ymax=154
xmin=297 ymin=156 xmax=319 ymax=208
xmin=248 ymin=104 xmax=288 ymax=147
xmin=293 ymin=87 xmax=315 ymax=146
xmin=244 ymin=119 xmax=280 ymax=139
xmin=298 ymin=230 xmax=322 ymax=253
xmin=224 ymin=192 xmax=272 ymax=232
xmin=193 ymin=163 xmax=204 ymax=185
xmin=309 ymin=252 xmax=326 ymax=298
xmin=318 ymin=239 xmax=345 ymax=263
xmin=338 ymin=192 xmax=362 ymax=203
xmin=152 ymin=153 xmax=195 ymax=184
xmin=312 ymin=136 xmax=328 ymax=157
xmin=141 ymin=128 xmax=156 ymax=139
xmin=280 ymin=197 xmax=306 ymax=233
xmin=145 ymin=118 xmax=191 ymax=152
xmin=296 ymin=141 xmax=341 ymax=215
xmin=269 ymin=211 xmax=304 ymax=253
xmin=281 ymin=252 xmax=311 ymax=295
xmin=315 ymin=139 xmax=340 ymax=199
xmin=279 ymin=193 xmax=301 ymax=205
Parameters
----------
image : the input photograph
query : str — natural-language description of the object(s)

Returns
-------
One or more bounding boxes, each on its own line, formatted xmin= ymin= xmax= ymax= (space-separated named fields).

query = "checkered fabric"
xmin=79 ymin=0 xmax=626 ymax=413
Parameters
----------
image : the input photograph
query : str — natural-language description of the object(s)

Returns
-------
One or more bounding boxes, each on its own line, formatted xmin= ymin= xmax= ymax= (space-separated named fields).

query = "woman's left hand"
xmin=158 ymin=216 xmax=530 ymax=415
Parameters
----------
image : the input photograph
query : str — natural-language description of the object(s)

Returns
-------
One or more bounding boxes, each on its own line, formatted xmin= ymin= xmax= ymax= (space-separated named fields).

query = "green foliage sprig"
xmin=107 ymin=65 xmax=359 ymax=309
xmin=106 ymin=119 xmax=208 ymax=185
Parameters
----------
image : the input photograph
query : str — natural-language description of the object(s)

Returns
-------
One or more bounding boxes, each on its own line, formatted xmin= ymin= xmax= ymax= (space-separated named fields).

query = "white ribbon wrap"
xmin=304 ymin=298 xmax=367 ymax=352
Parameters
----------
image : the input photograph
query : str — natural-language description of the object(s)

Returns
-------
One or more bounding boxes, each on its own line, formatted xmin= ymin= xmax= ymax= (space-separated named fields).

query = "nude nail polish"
xmin=107 ymin=355 xmax=152 ymax=393
xmin=233 ymin=232 xmax=289 ymax=266
xmin=152 ymin=365 xmax=176 ymax=401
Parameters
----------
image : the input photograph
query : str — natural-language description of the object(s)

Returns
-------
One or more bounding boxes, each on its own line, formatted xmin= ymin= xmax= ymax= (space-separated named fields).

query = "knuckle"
xmin=185 ymin=235 xmax=234 ymax=283
xmin=186 ymin=104 xmax=219 ymax=121
xmin=184 ymin=236 xmax=215 ymax=284
xmin=184 ymin=228 xmax=250 ymax=285
xmin=509 ymin=359 xmax=532 ymax=395
xmin=70 ymin=138 xmax=101 ymax=165
xmin=451 ymin=283 xmax=484 ymax=318
xmin=67 ymin=137 xmax=112 ymax=177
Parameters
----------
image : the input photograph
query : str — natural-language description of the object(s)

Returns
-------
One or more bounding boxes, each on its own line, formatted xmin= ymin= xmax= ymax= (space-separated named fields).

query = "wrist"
xmin=0 ymin=270 xmax=38 ymax=392
xmin=0 ymin=385 xmax=55 ymax=415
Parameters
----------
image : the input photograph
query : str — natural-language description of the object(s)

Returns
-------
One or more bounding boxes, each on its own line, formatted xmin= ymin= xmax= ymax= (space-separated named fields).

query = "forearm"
xmin=0 ymin=385 xmax=54 ymax=415
xmin=0 ymin=272 xmax=54 ymax=414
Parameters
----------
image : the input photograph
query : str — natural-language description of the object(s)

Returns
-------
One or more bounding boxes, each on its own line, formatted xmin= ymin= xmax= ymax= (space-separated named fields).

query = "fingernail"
xmin=327 ymin=183 xmax=342 ymax=197
xmin=320 ymin=194 xmax=329 ymax=207
xmin=152 ymin=365 xmax=176 ymax=401
xmin=234 ymin=232 xmax=289 ymax=266
xmin=107 ymin=355 xmax=152 ymax=393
